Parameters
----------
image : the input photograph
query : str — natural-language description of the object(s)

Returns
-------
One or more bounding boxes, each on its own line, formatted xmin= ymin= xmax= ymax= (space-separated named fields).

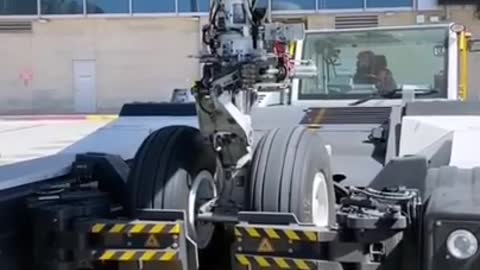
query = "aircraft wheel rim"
xmin=188 ymin=170 xmax=217 ymax=249
xmin=312 ymin=172 xmax=330 ymax=227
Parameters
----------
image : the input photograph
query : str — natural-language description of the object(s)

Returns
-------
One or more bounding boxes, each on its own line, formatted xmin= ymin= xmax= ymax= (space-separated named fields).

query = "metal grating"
xmin=0 ymin=21 xmax=32 ymax=33
xmin=335 ymin=15 xmax=379 ymax=29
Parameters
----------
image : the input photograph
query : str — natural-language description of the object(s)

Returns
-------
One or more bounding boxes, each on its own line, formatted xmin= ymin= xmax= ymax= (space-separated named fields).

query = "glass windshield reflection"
xmin=299 ymin=26 xmax=449 ymax=100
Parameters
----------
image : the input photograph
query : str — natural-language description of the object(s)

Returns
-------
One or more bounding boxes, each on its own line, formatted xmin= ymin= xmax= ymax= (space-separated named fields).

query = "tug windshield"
xmin=298 ymin=26 xmax=450 ymax=100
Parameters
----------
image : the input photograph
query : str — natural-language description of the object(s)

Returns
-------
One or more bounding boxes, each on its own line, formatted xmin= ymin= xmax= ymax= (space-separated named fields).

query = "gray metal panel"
xmin=405 ymin=100 xmax=480 ymax=116
xmin=319 ymin=124 xmax=384 ymax=186
xmin=331 ymin=155 xmax=383 ymax=186
xmin=369 ymin=156 xmax=428 ymax=195
xmin=0 ymin=153 xmax=74 ymax=190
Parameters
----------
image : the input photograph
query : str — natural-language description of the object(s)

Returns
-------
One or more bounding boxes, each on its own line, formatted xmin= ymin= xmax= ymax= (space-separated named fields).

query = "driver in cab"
xmin=353 ymin=50 xmax=397 ymax=95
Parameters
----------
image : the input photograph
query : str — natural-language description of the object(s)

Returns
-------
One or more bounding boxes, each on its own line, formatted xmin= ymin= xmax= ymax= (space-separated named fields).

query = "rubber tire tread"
xmin=249 ymin=126 xmax=336 ymax=224
xmin=126 ymin=125 xmax=216 ymax=216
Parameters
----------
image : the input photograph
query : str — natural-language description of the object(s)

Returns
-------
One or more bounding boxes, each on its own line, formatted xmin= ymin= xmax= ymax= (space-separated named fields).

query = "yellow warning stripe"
xmin=109 ymin=224 xmax=126 ymax=233
xmin=235 ymin=255 xmax=316 ymax=270
xmin=308 ymin=108 xmax=327 ymax=128
xmin=303 ymin=231 xmax=317 ymax=242
xmin=169 ymin=224 xmax=181 ymax=234
xmin=99 ymin=250 xmax=116 ymax=260
xmin=150 ymin=224 xmax=166 ymax=234
xmin=294 ymin=259 xmax=311 ymax=270
xmin=265 ymin=228 xmax=280 ymax=239
xmin=96 ymin=250 xmax=178 ymax=262
xmin=129 ymin=224 xmax=146 ymax=234
xmin=285 ymin=230 xmax=300 ymax=241
xmin=119 ymin=251 xmax=136 ymax=261
xmin=139 ymin=250 xmax=156 ymax=261
xmin=90 ymin=223 xmax=181 ymax=235
xmin=236 ymin=255 xmax=249 ymax=266
xmin=91 ymin=224 xmax=106 ymax=233
xmin=255 ymin=256 xmax=271 ymax=267
xmin=274 ymin=257 xmax=290 ymax=269
xmin=246 ymin=228 xmax=261 ymax=238
xmin=235 ymin=226 xmax=318 ymax=242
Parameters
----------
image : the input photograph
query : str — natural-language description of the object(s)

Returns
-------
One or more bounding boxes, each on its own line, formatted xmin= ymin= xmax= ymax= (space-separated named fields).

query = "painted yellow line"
xmin=85 ymin=115 xmax=118 ymax=122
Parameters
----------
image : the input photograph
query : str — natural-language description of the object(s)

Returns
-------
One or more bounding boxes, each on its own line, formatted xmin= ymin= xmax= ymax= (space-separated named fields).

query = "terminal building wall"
xmin=0 ymin=18 xmax=202 ymax=113
xmin=0 ymin=1 xmax=479 ymax=114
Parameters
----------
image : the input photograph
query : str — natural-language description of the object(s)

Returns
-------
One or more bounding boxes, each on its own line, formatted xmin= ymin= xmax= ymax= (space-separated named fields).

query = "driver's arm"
xmin=376 ymin=69 xmax=397 ymax=94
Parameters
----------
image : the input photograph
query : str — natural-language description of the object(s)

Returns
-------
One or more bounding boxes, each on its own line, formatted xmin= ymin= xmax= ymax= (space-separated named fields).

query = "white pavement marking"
xmin=0 ymin=120 xmax=110 ymax=166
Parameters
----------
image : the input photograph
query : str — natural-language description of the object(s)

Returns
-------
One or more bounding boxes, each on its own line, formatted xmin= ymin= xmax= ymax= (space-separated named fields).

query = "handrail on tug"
xmin=453 ymin=23 xmax=480 ymax=101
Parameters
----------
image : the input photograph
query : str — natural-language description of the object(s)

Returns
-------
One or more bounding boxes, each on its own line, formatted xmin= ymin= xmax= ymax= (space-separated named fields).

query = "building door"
xmin=73 ymin=60 xmax=96 ymax=113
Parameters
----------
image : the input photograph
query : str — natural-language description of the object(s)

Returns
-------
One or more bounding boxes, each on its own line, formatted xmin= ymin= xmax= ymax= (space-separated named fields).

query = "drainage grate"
xmin=335 ymin=15 xmax=379 ymax=29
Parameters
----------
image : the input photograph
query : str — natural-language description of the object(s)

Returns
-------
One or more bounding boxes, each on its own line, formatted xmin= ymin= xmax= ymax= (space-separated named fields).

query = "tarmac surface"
xmin=0 ymin=115 xmax=115 ymax=166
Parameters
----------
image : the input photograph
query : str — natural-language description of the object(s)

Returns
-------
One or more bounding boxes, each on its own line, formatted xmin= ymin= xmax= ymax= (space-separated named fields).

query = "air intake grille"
xmin=335 ymin=15 xmax=379 ymax=29
xmin=0 ymin=21 xmax=32 ymax=33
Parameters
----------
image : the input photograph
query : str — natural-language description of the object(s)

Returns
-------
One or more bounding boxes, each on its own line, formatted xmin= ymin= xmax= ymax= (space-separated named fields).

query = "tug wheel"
xmin=126 ymin=125 xmax=217 ymax=249
xmin=249 ymin=126 xmax=336 ymax=226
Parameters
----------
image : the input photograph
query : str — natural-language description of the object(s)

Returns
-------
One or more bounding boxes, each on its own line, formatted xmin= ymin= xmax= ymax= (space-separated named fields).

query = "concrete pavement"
xmin=0 ymin=115 xmax=116 ymax=166
xmin=0 ymin=114 xmax=118 ymax=121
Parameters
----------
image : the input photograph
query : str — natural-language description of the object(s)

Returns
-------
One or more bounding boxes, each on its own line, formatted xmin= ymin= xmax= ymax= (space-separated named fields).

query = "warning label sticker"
xmin=257 ymin=238 xmax=274 ymax=252
xmin=145 ymin=235 xmax=160 ymax=248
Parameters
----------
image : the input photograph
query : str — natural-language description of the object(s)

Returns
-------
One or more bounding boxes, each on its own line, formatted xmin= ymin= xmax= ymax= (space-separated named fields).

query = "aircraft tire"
xmin=249 ymin=126 xmax=336 ymax=226
xmin=126 ymin=125 xmax=217 ymax=250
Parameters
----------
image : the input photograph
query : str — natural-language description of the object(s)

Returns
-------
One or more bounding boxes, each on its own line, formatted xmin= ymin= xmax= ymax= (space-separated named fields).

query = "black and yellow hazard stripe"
xmin=235 ymin=254 xmax=317 ymax=270
xmin=95 ymin=249 xmax=178 ymax=262
xmin=235 ymin=226 xmax=318 ymax=242
xmin=90 ymin=223 xmax=181 ymax=235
